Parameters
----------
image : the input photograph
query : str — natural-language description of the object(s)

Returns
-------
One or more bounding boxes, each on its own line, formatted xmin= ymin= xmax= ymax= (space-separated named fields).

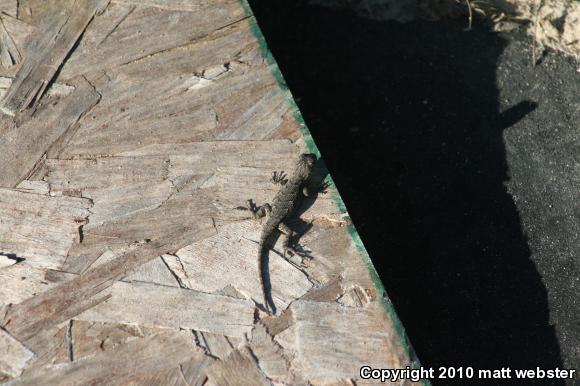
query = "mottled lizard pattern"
xmin=247 ymin=153 xmax=317 ymax=314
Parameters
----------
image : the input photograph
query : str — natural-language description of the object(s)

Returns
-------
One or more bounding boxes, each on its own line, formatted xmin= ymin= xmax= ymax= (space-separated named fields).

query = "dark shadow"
xmin=0 ymin=253 xmax=25 ymax=263
xmin=247 ymin=1 xmax=563 ymax=384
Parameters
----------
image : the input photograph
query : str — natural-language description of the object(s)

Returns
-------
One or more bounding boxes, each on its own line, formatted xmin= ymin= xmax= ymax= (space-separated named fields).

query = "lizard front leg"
xmin=271 ymin=171 xmax=288 ymax=185
xmin=302 ymin=180 xmax=330 ymax=197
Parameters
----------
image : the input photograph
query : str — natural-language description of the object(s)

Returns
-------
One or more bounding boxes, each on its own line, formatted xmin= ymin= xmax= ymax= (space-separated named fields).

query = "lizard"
xmin=246 ymin=153 xmax=320 ymax=315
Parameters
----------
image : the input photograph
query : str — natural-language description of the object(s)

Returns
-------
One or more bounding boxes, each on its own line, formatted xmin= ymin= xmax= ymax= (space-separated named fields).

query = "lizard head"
xmin=295 ymin=153 xmax=317 ymax=178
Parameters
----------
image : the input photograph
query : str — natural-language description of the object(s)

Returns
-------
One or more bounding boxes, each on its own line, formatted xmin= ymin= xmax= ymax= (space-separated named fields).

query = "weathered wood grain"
xmin=0 ymin=0 xmax=108 ymax=115
xmin=0 ymin=189 xmax=91 ymax=269
xmin=62 ymin=190 xmax=220 ymax=273
xmin=0 ymin=265 xmax=56 ymax=308
xmin=124 ymin=256 xmax=180 ymax=287
xmin=302 ymin=275 xmax=344 ymax=302
xmin=76 ymin=280 xmax=255 ymax=337
xmin=1 ymin=223 xmax=214 ymax=346
xmin=205 ymin=346 xmax=270 ymax=386
xmin=113 ymin=0 xmax=235 ymax=12
xmin=58 ymin=0 xmax=247 ymax=81
xmin=69 ymin=320 xmax=170 ymax=361
xmin=291 ymin=300 xmax=412 ymax=381
xmin=45 ymin=157 xmax=169 ymax=192
xmin=15 ymin=180 xmax=50 ymax=195
xmin=124 ymin=367 xmax=189 ymax=386
xmin=0 ymin=327 xmax=34 ymax=381
xmin=56 ymin=20 xmax=294 ymax=157
xmin=194 ymin=331 xmax=236 ymax=359
xmin=41 ymin=268 xmax=252 ymax=338
xmin=16 ymin=0 xmax=52 ymax=25
xmin=0 ymin=259 xmax=179 ymax=313
xmin=0 ymin=16 xmax=36 ymax=62
xmin=180 ymin=355 xmax=215 ymax=386
xmin=164 ymin=221 xmax=313 ymax=312
xmin=51 ymin=154 xmax=342 ymax=279
xmin=77 ymin=181 xmax=174 ymax=228
xmin=7 ymin=331 xmax=205 ymax=386
xmin=0 ymin=76 xmax=11 ymax=98
xmin=0 ymin=17 xmax=21 ymax=67
xmin=0 ymin=0 xmax=17 ymax=17
xmin=0 ymin=76 xmax=100 ymax=187
xmin=249 ymin=324 xmax=297 ymax=383
xmin=20 ymin=325 xmax=69 ymax=372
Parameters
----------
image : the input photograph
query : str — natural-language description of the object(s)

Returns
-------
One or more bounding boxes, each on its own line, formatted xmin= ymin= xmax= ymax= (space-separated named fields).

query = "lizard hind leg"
xmin=246 ymin=199 xmax=271 ymax=220
xmin=278 ymin=222 xmax=311 ymax=267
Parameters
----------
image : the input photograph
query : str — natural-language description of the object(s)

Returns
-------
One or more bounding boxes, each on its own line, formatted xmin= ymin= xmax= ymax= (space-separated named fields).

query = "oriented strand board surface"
xmin=0 ymin=0 xmax=418 ymax=383
xmin=0 ymin=328 xmax=34 ymax=381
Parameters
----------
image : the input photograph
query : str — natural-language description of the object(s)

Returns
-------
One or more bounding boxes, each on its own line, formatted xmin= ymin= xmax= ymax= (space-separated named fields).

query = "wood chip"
xmin=0 ymin=188 xmax=91 ymax=269
xmin=180 ymin=355 xmax=215 ymax=386
xmin=62 ymin=192 xmax=218 ymax=273
xmin=249 ymin=324 xmax=297 ymax=383
xmin=76 ymin=281 xmax=254 ymax=338
xmin=45 ymin=157 xmax=169 ymax=192
xmin=291 ymin=300 xmax=412 ymax=381
xmin=69 ymin=320 xmax=168 ymax=360
xmin=80 ymin=181 xmax=174 ymax=228
xmin=0 ymin=265 xmax=58 ymax=308
xmin=0 ymin=76 xmax=100 ymax=187
xmin=337 ymin=285 xmax=371 ymax=307
xmin=194 ymin=331 xmax=235 ymax=359
xmin=1 ymin=226 xmax=213 ymax=345
xmin=0 ymin=1 xmax=17 ymax=17
xmin=0 ymin=15 xmax=36 ymax=60
xmin=7 ymin=331 xmax=204 ymax=386
xmin=302 ymin=275 xmax=344 ymax=302
xmin=124 ymin=256 xmax=180 ymax=287
xmin=260 ymin=308 xmax=294 ymax=337
xmin=15 ymin=180 xmax=50 ymax=195
xmin=58 ymin=0 xmax=246 ymax=81
xmin=0 ymin=0 xmax=109 ymax=115
xmin=206 ymin=346 xmax=270 ymax=386
xmin=0 ymin=17 xmax=21 ymax=67
xmin=22 ymin=325 xmax=69 ymax=371
xmin=0 ymin=327 xmax=34 ymax=381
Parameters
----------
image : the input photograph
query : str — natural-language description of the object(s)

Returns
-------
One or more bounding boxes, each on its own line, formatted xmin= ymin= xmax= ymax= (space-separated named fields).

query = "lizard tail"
xmin=259 ymin=239 xmax=275 ymax=315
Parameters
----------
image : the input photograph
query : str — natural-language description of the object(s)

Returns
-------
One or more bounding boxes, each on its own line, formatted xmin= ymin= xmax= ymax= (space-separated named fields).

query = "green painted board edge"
xmin=238 ymin=2 xmax=431 ymax=385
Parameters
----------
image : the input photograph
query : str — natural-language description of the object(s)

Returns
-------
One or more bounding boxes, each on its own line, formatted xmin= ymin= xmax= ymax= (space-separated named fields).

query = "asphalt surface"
xmin=247 ymin=1 xmax=579 ymax=385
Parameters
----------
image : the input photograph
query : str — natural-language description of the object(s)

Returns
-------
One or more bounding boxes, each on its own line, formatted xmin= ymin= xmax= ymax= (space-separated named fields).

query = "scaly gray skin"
xmin=248 ymin=153 xmax=317 ymax=314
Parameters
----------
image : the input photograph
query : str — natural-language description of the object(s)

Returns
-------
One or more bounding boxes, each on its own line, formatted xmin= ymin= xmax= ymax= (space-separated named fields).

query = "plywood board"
xmin=0 ymin=0 xmax=417 ymax=383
